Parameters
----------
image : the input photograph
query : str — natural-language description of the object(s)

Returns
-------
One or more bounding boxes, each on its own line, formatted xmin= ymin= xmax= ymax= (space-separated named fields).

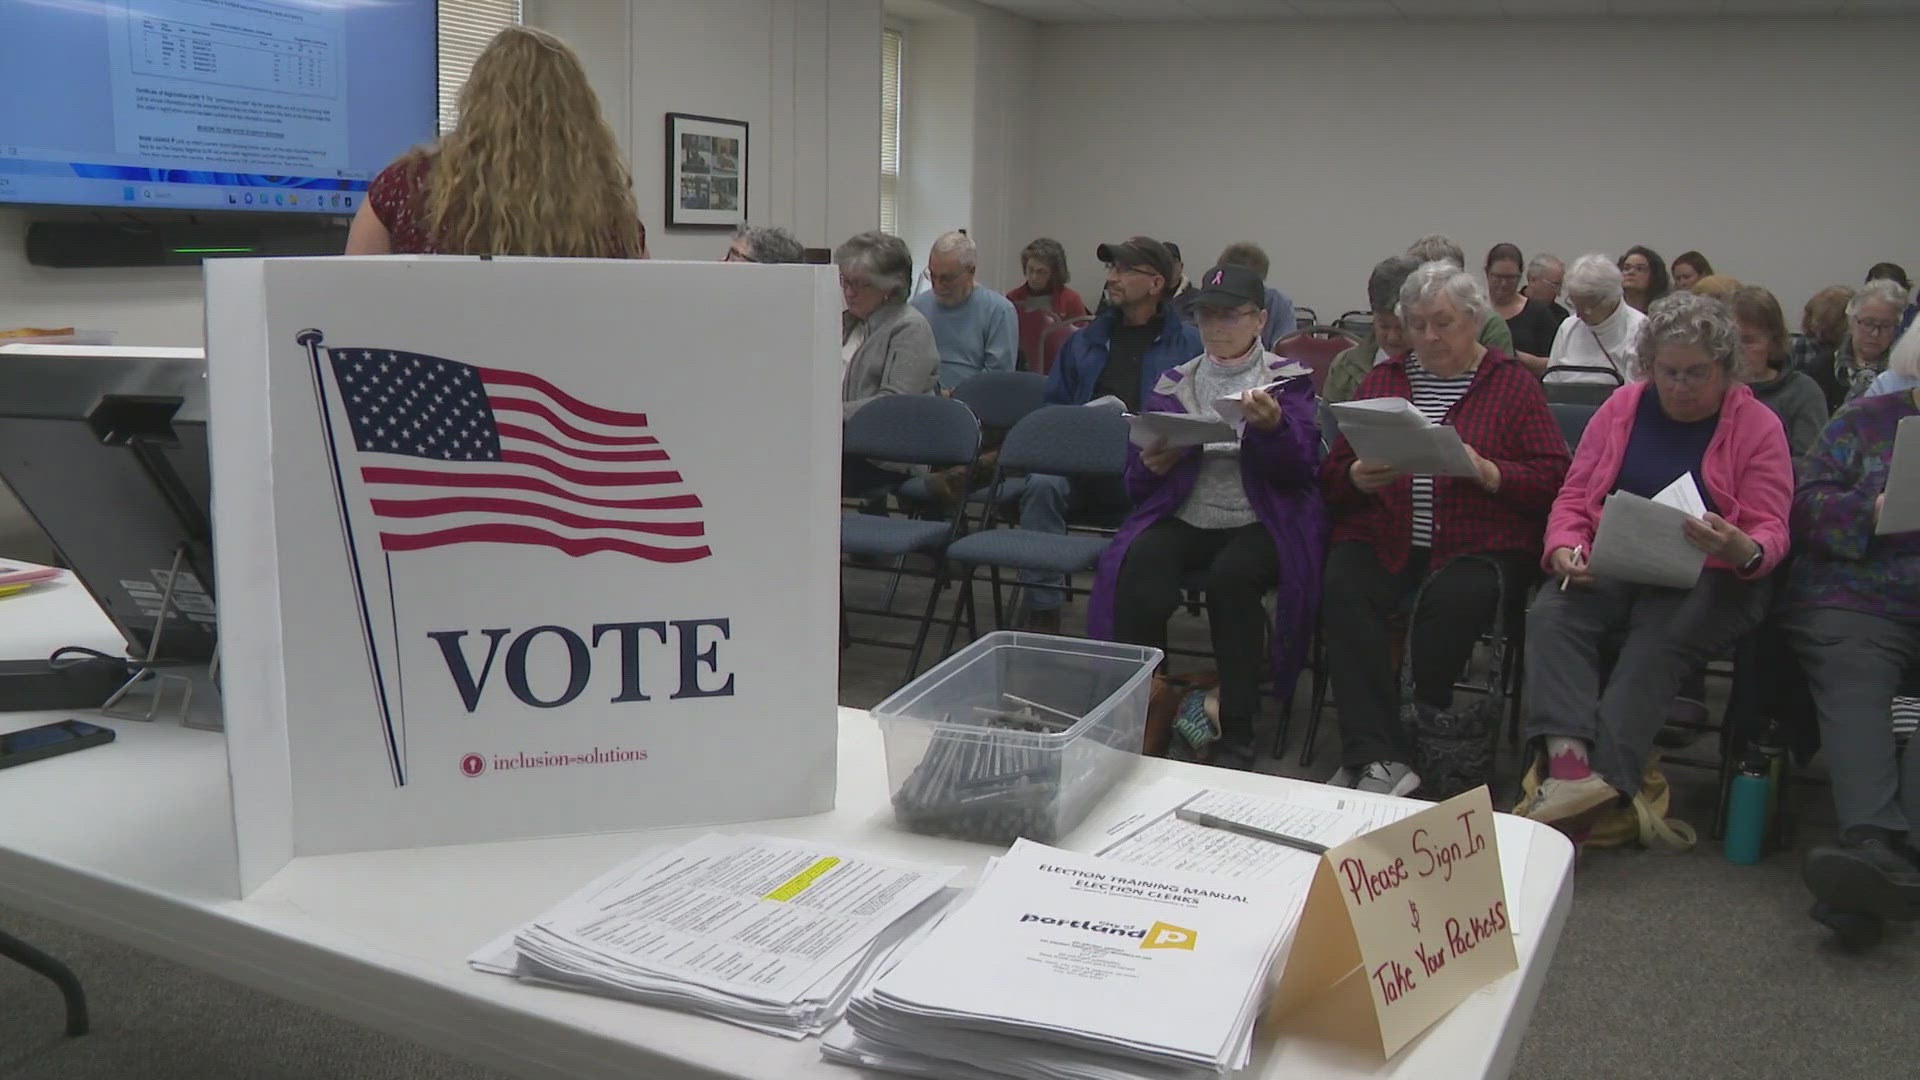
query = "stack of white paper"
xmin=826 ymin=839 xmax=1299 ymax=1079
xmin=1328 ymin=396 xmax=1479 ymax=477
xmin=1587 ymin=474 xmax=1709 ymax=589
xmin=1127 ymin=411 xmax=1237 ymax=449
xmin=1876 ymin=416 xmax=1920 ymax=536
xmin=467 ymin=834 xmax=961 ymax=1038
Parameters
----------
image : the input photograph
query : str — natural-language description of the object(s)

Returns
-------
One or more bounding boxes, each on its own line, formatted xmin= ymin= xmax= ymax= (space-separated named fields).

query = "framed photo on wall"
xmin=666 ymin=113 xmax=748 ymax=229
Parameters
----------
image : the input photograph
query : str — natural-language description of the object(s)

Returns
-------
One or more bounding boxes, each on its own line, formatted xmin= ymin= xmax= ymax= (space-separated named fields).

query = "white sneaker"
xmin=1354 ymin=761 xmax=1421 ymax=797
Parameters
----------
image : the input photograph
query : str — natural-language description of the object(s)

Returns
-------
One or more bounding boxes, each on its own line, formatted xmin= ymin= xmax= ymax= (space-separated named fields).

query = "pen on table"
xmin=1560 ymin=544 xmax=1585 ymax=591
xmin=1173 ymin=807 xmax=1328 ymax=856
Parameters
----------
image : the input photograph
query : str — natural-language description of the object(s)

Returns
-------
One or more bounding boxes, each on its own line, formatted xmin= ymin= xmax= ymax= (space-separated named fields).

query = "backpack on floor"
xmin=1518 ymin=753 xmax=1696 ymax=852
xmin=1402 ymin=555 xmax=1510 ymax=801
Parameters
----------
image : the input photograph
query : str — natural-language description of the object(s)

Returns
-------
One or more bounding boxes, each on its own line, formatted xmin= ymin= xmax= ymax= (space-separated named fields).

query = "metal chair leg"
xmin=0 ymin=929 xmax=89 ymax=1037
xmin=1299 ymin=645 xmax=1330 ymax=768
xmin=943 ymin=565 xmax=976 ymax=656
xmin=904 ymin=559 xmax=949 ymax=680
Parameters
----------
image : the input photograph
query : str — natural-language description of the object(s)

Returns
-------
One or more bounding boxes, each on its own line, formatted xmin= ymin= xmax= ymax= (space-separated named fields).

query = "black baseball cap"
xmin=1095 ymin=236 xmax=1175 ymax=286
xmin=1192 ymin=264 xmax=1266 ymax=310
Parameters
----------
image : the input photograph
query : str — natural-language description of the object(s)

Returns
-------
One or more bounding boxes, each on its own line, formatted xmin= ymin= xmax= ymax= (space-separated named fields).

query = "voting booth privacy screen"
xmin=208 ymin=256 xmax=842 ymax=894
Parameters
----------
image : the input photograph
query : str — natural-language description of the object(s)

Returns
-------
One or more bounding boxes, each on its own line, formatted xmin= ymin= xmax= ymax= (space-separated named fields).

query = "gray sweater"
xmin=1171 ymin=350 xmax=1271 ymax=530
xmin=841 ymin=302 xmax=939 ymax=420
xmin=1749 ymin=368 xmax=1829 ymax=463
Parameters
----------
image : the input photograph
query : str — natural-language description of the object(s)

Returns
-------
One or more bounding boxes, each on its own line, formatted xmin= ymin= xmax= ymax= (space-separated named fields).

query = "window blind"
xmin=440 ymin=0 xmax=524 ymax=135
xmin=880 ymin=27 xmax=903 ymax=235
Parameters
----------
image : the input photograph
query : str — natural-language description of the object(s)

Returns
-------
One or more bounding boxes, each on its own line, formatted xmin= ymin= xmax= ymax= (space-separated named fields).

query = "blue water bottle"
xmin=1724 ymin=757 xmax=1771 ymax=865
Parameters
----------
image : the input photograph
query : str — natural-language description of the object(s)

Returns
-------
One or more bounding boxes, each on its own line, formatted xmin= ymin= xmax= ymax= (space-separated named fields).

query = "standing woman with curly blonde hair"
xmin=346 ymin=26 xmax=646 ymax=258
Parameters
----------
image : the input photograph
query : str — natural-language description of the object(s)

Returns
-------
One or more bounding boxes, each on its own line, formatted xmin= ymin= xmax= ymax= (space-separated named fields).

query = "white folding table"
xmin=0 ymin=574 xmax=1573 ymax=1079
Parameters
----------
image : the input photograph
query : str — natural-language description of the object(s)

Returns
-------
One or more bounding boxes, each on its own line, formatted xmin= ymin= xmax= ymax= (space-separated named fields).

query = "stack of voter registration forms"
xmin=825 ymin=839 xmax=1298 ymax=1079
xmin=467 ymin=834 xmax=960 ymax=1038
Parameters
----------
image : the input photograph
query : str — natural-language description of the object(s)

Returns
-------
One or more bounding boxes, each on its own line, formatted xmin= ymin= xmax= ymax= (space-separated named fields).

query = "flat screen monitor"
xmin=0 ymin=345 xmax=215 ymax=663
xmin=0 ymin=0 xmax=438 ymax=215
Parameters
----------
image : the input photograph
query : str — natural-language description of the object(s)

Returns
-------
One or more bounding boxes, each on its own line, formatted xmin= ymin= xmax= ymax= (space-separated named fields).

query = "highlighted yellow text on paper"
xmin=764 ymin=856 xmax=841 ymax=901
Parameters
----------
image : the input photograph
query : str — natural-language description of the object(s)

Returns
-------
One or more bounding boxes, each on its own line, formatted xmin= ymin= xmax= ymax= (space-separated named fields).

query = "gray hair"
xmin=730 ymin=224 xmax=804 ymax=264
xmin=1405 ymin=234 xmax=1466 ymax=268
xmin=1398 ymin=260 xmax=1492 ymax=325
xmin=1633 ymin=291 xmax=1738 ymax=379
xmin=929 ymin=230 xmax=977 ymax=269
xmin=1848 ymin=277 xmax=1912 ymax=317
xmin=1525 ymin=253 xmax=1564 ymax=283
xmin=1563 ymin=253 xmax=1624 ymax=306
xmin=834 ymin=231 xmax=913 ymax=303
xmin=1366 ymin=255 xmax=1421 ymax=314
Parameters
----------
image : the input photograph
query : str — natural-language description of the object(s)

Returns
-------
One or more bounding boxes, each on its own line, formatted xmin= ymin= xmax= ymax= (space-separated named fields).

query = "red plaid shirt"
xmin=1322 ymin=349 xmax=1569 ymax=572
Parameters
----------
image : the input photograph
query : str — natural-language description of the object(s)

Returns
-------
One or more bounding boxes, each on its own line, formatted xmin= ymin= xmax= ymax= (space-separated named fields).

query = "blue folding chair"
xmin=840 ymin=395 xmax=980 ymax=680
xmin=935 ymin=404 xmax=1129 ymax=653
xmin=895 ymin=371 xmax=1048 ymax=518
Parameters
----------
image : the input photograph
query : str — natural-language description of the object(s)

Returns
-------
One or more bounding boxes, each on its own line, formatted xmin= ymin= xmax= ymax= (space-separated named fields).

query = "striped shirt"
xmin=1406 ymin=356 xmax=1477 ymax=547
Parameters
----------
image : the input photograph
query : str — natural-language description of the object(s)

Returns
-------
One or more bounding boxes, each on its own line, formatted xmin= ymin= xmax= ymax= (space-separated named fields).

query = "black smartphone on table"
xmin=0 ymin=719 xmax=115 ymax=770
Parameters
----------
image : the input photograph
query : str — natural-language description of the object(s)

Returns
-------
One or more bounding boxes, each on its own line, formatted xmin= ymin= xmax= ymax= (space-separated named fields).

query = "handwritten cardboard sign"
xmin=1269 ymin=787 xmax=1516 ymax=1058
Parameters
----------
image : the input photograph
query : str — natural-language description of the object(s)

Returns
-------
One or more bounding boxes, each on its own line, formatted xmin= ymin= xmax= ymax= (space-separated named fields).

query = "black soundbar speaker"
xmin=26 ymin=219 xmax=348 ymax=268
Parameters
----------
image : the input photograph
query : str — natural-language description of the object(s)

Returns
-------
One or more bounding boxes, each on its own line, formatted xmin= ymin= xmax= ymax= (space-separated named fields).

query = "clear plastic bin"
xmin=873 ymin=632 xmax=1161 ymax=846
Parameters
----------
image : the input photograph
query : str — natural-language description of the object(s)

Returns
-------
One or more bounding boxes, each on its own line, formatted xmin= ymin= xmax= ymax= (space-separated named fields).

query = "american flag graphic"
xmin=298 ymin=330 xmax=712 ymax=788
xmin=322 ymin=345 xmax=710 ymax=563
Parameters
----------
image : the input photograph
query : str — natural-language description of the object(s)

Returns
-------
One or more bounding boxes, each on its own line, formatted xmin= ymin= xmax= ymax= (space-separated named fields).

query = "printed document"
xmin=1127 ymin=411 xmax=1236 ymax=450
xmin=1328 ymin=397 xmax=1478 ymax=477
xmin=856 ymin=839 xmax=1297 ymax=1072
xmin=1877 ymin=416 xmax=1920 ymax=536
xmin=1587 ymin=490 xmax=1706 ymax=589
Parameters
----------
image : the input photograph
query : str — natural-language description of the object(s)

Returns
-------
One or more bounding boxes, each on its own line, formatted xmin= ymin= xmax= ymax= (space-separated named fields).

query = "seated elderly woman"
xmin=1089 ymin=265 xmax=1323 ymax=770
xmin=1730 ymin=285 xmax=1828 ymax=460
xmin=1520 ymin=293 xmax=1793 ymax=835
xmin=1783 ymin=380 xmax=1920 ymax=928
xmin=1791 ymin=285 xmax=1854 ymax=381
xmin=837 ymin=231 xmax=939 ymax=493
xmin=1320 ymin=262 xmax=1570 ymax=795
xmin=1809 ymin=277 xmax=1912 ymax=411
xmin=1006 ymin=237 xmax=1090 ymax=320
xmin=1545 ymin=254 xmax=1648 ymax=387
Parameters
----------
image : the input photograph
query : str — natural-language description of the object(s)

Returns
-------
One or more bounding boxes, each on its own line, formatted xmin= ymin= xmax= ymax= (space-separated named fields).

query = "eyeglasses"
xmin=1106 ymin=264 xmax=1153 ymax=277
xmin=838 ymin=276 xmax=876 ymax=293
xmin=1620 ymin=262 xmax=1650 ymax=274
xmin=1487 ymin=272 xmax=1522 ymax=284
xmin=1854 ymin=317 xmax=1900 ymax=335
xmin=928 ymin=269 xmax=973 ymax=287
xmin=1652 ymin=364 xmax=1719 ymax=387
xmin=1194 ymin=307 xmax=1258 ymax=325
xmin=724 ymin=248 xmax=757 ymax=263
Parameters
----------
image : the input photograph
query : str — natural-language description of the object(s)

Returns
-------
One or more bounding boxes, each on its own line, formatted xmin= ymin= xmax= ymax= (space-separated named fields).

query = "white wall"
xmin=0 ymin=0 xmax=883 ymax=344
xmin=1024 ymin=16 xmax=1920 ymax=318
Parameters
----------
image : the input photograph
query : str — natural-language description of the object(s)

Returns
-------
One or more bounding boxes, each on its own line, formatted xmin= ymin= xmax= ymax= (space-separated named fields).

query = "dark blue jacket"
xmin=1044 ymin=305 xmax=1202 ymax=407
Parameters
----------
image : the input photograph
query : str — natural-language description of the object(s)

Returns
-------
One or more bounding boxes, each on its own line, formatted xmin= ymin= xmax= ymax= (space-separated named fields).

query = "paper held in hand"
xmin=1127 ymin=410 xmax=1236 ymax=449
xmin=1876 ymin=416 xmax=1920 ymax=536
xmin=1268 ymin=787 xmax=1518 ymax=1060
xmin=1586 ymin=474 xmax=1708 ymax=589
xmin=1328 ymin=397 xmax=1478 ymax=477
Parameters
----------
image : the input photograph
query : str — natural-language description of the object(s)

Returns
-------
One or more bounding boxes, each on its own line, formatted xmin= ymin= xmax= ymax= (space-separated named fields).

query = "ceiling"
xmin=977 ymin=0 xmax=1920 ymax=22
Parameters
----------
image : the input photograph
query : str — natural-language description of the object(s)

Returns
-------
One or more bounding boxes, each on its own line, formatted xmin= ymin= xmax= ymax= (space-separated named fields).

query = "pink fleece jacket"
xmin=1543 ymin=380 xmax=1794 ymax=579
